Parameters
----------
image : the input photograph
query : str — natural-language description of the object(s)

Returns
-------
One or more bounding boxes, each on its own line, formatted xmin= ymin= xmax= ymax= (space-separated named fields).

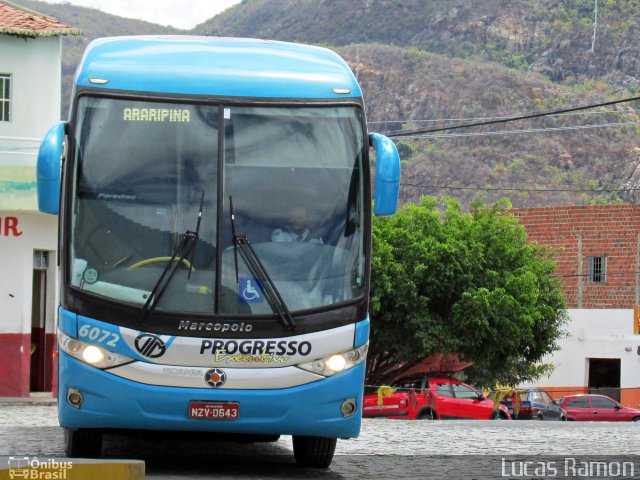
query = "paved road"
xmin=1 ymin=401 xmax=639 ymax=479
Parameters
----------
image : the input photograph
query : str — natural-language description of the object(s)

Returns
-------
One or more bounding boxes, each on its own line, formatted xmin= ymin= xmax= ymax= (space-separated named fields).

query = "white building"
xmin=0 ymin=0 xmax=80 ymax=397
xmin=535 ymin=310 xmax=639 ymax=400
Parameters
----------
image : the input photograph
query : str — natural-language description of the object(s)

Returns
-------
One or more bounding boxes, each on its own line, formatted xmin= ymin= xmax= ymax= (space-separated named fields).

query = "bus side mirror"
xmin=370 ymin=133 xmax=400 ymax=216
xmin=37 ymin=122 xmax=66 ymax=215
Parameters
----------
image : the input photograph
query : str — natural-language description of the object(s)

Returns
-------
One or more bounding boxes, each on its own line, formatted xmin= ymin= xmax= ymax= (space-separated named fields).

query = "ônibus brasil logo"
xmin=134 ymin=333 xmax=167 ymax=358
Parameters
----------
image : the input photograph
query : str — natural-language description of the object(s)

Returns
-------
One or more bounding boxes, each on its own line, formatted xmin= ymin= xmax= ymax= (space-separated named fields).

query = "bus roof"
xmin=75 ymin=36 xmax=362 ymax=100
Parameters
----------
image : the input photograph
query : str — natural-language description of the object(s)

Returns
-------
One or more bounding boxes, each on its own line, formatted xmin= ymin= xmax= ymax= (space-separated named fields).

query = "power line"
xmin=551 ymin=270 xmax=640 ymax=279
xmin=400 ymin=181 xmax=639 ymax=194
xmin=367 ymin=107 xmax=640 ymax=126
xmin=384 ymin=94 xmax=640 ymax=138
xmin=391 ymin=120 xmax=640 ymax=139
xmin=0 ymin=148 xmax=38 ymax=152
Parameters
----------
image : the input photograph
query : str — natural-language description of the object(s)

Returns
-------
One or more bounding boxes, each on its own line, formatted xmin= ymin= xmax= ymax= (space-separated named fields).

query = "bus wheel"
xmin=64 ymin=428 xmax=102 ymax=458
xmin=292 ymin=435 xmax=337 ymax=468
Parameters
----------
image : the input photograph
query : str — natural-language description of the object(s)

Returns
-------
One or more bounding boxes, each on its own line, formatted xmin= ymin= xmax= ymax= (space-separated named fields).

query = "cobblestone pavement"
xmin=1 ymin=401 xmax=639 ymax=479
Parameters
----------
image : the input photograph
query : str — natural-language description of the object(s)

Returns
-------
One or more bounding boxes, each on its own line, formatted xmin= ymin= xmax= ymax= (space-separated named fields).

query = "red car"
xmin=362 ymin=377 xmax=511 ymax=420
xmin=557 ymin=394 xmax=640 ymax=422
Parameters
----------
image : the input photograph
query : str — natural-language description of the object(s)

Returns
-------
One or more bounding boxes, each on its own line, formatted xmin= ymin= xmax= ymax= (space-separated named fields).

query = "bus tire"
xmin=292 ymin=435 xmax=337 ymax=468
xmin=64 ymin=427 xmax=102 ymax=458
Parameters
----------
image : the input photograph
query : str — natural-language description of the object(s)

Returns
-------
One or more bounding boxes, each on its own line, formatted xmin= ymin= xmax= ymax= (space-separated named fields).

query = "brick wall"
xmin=511 ymin=205 xmax=640 ymax=309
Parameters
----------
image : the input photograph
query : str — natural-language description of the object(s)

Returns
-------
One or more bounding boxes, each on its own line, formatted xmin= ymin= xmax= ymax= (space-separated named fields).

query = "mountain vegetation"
xmin=13 ymin=0 xmax=640 ymax=207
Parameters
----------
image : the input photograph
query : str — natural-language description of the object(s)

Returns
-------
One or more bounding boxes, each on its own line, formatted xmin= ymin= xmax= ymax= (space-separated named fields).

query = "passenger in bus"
xmin=271 ymin=206 xmax=323 ymax=244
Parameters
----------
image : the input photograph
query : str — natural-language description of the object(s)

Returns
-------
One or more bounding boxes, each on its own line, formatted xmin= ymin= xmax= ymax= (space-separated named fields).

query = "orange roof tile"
xmin=0 ymin=0 xmax=82 ymax=37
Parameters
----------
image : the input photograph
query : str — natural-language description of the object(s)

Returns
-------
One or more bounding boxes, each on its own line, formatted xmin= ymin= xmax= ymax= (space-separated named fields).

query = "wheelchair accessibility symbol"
xmin=239 ymin=278 xmax=263 ymax=303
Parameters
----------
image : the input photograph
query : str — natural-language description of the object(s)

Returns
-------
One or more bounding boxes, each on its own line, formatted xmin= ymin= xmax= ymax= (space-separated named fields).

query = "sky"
xmin=41 ymin=0 xmax=243 ymax=30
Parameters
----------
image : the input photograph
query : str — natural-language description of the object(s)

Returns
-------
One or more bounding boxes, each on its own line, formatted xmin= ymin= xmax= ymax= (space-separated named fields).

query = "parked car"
xmin=489 ymin=388 xmax=565 ymax=420
xmin=363 ymin=377 xmax=511 ymax=420
xmin=556 ymin=394 xmax=640 ymax=422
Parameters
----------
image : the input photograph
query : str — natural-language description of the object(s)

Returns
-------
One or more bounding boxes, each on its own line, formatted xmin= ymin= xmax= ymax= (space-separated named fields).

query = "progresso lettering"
xmin=200 ymin=339 xmax=312 ymax=357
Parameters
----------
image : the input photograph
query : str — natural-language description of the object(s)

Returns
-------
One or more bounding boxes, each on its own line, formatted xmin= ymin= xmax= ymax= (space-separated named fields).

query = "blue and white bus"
xmin=37 ymin=36 xmax=400 ymax=467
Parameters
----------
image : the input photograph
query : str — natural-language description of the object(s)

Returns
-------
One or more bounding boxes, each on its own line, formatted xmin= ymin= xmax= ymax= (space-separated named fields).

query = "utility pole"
xmin=590 ymin=0 xmax=598 ymax=53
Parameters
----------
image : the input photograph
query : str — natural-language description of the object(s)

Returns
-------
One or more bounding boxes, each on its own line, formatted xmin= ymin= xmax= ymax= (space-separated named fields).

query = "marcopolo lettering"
xmin=200 ymin=339 xmax=312 ymax=356
xmin=178 ymin=320 xmax=253 ymax=332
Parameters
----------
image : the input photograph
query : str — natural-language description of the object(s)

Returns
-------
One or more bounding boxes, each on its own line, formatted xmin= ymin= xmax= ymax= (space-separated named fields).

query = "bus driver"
xmin=271 ymin=206 xmax=323 ymax=244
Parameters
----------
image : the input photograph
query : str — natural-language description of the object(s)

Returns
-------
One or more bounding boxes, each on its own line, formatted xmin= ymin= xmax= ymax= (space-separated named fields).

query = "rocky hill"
xmin=341 ymin=43 xmax=640 ymax=206
xmin=195 ymin=0 xmax=640 ymax=206
xmin=197 ymin=0 xmax=640 ymax=92
xmin=11 ymin=0 xmax=640 ymax=207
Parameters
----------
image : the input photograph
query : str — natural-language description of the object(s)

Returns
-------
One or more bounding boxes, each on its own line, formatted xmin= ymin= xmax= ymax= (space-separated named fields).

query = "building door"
xmin=588 ymin=358 xmax=621 ymax=402
xmin=30 ymin=250 xmax=50 ymax=392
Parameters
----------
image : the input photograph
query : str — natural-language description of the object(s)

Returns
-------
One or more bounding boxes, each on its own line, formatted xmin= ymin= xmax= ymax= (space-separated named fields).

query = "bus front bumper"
xmin=58 ymin=351 xmax=364 ymax=439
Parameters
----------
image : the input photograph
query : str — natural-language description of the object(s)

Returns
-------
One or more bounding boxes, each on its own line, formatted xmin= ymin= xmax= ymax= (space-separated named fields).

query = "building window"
xmin=588 ymin=256 xmax=607 ymax=283
xmin=0 ymin=74 xmax=10 ymax=122
xmin=33 ymin=250 xmax=49 ymax=270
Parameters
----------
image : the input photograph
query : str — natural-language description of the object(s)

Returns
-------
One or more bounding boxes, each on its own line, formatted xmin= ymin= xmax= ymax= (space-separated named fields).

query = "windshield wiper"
xmin=138 ymin=192 xmax=205 ymax=327
xmin=229 ymin=196 xmax=296 ymax=331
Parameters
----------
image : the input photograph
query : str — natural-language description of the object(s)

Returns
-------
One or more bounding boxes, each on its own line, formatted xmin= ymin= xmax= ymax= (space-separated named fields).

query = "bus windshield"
xmin=70 ymin=97 xmax=366 ymax=317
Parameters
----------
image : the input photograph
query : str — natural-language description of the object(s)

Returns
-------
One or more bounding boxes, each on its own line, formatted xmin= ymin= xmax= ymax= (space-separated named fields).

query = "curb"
xmin=0 ymin=397 xmax=56 ymax=405
xmin=0 ymin=458 xmax=144 ymax=480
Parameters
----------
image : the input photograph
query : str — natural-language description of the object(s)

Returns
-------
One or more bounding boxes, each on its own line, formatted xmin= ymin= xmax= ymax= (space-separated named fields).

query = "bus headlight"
xmin=58 ymin=330 xmax=133 ymax=369
xmin=298 ymin=342 xmax=368 ymax=377
xmin=81 ymin=345 xmax=104 ymax=364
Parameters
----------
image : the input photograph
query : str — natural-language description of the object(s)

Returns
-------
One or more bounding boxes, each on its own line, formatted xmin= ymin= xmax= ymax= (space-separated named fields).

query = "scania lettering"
xmin=37 ymin=36 xmax=400 ymax=468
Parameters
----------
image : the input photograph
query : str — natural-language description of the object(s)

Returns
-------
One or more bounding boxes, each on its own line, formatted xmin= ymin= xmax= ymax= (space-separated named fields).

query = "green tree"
xmin=368 ymin=196 xmax=567 ymax=388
